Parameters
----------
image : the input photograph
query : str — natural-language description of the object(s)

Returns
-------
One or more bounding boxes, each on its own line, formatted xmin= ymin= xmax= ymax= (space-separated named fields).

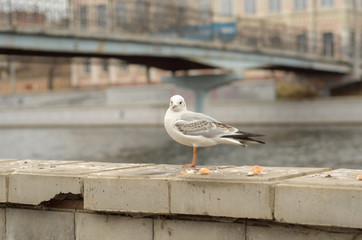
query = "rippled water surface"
xmin=0 ymin=125 xmax=361 ymax=169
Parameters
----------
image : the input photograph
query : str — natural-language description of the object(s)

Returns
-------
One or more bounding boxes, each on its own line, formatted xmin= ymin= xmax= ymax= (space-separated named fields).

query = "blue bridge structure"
xmin=0 ymin=0 xmax=360 ymax=110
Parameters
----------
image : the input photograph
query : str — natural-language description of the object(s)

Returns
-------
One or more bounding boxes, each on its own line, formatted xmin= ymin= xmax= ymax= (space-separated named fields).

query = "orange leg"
xmin=183 ymin=147 xmax=198 ymax=168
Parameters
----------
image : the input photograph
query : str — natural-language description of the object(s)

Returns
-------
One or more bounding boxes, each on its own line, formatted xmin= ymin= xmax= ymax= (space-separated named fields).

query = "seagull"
xmin=164 ymin=95 xmax=265 ymax=167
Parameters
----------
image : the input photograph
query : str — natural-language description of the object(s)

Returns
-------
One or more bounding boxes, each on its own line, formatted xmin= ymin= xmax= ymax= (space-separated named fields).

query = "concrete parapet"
xmin=6 ymin=208 xmax=74 ymax=240
xmin=0 ymin=159 xmax=362 ymax=239
xmin=0 ymin=208 xmax=4 ymax=240
xmin=2 ymin=97 xmax=362 ymax=126
xmin=275 ymin=169 xmax=362 ymax=229
xmin=170 ymin=166 xmax=328 ymax=219
xmin=6 ymin=161 xmax=150 ymax=205
xmin=245 ymin=221 xmax=359 ymax=240
xmin=154 ymin=219 xmax=245 ymax=240
xmin=76 ymin=212 xmax=153 ymax=240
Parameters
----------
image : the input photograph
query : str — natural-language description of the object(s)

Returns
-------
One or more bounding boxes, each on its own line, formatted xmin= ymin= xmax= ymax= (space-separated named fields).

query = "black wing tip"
xmin=236 ymin=131 xmax=265 ymax=137
xmin=221 ymin=134 xmax=265 ymax=144
xmin=250 ymin=138 xmax=265 ymax=144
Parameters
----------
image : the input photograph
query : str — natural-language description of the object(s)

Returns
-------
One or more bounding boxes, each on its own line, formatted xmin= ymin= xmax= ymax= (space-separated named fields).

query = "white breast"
xmin=164 ymin=109 xmax=218 ymax=147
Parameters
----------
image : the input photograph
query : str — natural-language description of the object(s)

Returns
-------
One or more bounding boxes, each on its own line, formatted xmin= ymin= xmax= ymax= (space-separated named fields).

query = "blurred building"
xmin=1 ymin=0 xmax=361 ymax=96
xmin=0 ymin=55 xmax=71 ymax=94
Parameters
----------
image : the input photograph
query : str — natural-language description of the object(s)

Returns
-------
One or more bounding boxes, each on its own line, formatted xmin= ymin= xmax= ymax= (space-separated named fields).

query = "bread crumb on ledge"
xmin=199 ymin=168 xmax=210 ymax=175
xmin=248 ymin=165 xmax=263 ymax=176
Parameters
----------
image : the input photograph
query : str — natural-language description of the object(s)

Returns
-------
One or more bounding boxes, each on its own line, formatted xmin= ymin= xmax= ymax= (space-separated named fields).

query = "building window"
xmin=297 ymin=33 xmax=308 ymax=53
xmin=136 ymin=1 xmax=149 ymax=25
xmin=321 ymin=0 xmax=334 ymax=7
xmin=221 ymin=0 xmax=233 ymax=16
xmin=102 ymin=59 xmax=108 ymax=72
xmin=270 ymin=36 xmax=282 ymax=48
xmin=120 ymin=62 xmax=128 ymax=71
xmin=80 ymin=5 xmax=87 ymax=29
xmin=116 ymin=2 xmax=127 ymax=27
xmin=269 ymin=0 xmax=280 ymax=13
xmin=323 ymin=32 xmax=334 ymax=57
xmin=97 ymin=4 xmax=107 ymax=28
xmin=154 ymin=0 xmax=166 ymax=27
xmin=83 ymin=58 xmax=90 ymax=74
xmin=245 ymin=0 xmax=256 ymax=14
xmin=294 ymin=0 xmax=307 ymax=10
xmin=199 ymin=0 xmax=210 ymax=20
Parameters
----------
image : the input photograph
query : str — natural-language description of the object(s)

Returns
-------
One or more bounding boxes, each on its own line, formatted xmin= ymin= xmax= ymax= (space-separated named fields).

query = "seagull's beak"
xmin=172 ymin=105 xmax=177 ymax=109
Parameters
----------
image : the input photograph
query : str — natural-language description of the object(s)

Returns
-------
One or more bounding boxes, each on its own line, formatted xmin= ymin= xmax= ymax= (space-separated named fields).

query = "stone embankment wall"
xmin=1 ymin=97 xmax=362 ymax=126
xmin=0 ymin=159 xmax=362 ymax=239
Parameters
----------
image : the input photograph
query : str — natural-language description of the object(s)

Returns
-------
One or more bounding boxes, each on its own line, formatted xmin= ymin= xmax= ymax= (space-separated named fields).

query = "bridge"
xmin=0 ymin=0 xmax=360 ymax=110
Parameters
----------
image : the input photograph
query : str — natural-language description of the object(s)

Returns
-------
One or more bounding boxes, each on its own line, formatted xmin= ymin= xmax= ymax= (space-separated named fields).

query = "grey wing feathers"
xmin=180 ymin=111 xmax=220 ymax=123
xmin=175 ymin=119 xmax=237 ymax=138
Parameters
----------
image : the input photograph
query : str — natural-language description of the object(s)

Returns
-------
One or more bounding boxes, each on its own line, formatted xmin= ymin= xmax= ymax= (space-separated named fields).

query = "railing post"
xmin=353 ymin=0 xmax=361 ymax=79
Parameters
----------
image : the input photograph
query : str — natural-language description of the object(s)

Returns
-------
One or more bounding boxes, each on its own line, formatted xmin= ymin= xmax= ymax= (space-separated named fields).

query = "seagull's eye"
xmin=170 ymin=101 xmax=173 ymax=105
xmin=179 ymin=101 xmax=182 ymax=104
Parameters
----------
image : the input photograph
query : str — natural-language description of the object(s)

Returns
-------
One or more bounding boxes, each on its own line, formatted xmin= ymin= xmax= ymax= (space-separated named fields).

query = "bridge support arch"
xmin=162 ymin=72 xmax=243 ymax=112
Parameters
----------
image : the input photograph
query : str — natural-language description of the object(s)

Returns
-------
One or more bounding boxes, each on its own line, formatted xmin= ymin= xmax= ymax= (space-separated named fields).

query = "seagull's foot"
xmin=183 ymin=163 xmax=196 ymax=168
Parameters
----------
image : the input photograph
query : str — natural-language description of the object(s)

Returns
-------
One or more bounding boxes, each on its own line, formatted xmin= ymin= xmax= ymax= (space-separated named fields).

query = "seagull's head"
xmin=169 ymin=95 xmax=186 ymax=112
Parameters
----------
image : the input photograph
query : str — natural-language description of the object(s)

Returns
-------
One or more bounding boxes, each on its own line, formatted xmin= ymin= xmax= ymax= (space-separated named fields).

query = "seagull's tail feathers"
xmin=221 ymin=131 xmax=265 ymax=145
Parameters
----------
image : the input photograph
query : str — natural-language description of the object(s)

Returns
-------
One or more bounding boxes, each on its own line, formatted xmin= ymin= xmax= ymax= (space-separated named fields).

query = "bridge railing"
xmin=0 ymin=0 xmax=351 ymax=62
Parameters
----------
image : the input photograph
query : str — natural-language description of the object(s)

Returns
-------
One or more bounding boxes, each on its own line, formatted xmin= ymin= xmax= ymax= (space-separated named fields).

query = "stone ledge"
xmin=153 ymin=219 xmax=245 ymax=240
xmin=1 ymin=207 xmax=362 ymax=240
xmin=275 ymin=169 xmax=362 ymax=229
xmin=6 ymin=208 xmax=74 ymax=240
xmin=76 ymin=211 xmax=153 ymax=240
xmin=1 ymin=160 xmax=150 ymax=205
xmin=0 ymin=208 xmax=4 ymax=240
xmin=1 ymin=159 xmax=361 ymax=230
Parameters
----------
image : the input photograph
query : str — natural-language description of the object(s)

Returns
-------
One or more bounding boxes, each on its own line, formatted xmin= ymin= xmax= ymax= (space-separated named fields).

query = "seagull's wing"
xmin=175 ymin=111 xmax=237 ymax=138
xmin=180 ymin=111 xmax=221 ymax=123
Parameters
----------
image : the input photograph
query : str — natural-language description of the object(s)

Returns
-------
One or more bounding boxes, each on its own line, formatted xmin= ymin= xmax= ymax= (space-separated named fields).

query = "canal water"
xmin=0 ymin=125 xmax=361 ymax=169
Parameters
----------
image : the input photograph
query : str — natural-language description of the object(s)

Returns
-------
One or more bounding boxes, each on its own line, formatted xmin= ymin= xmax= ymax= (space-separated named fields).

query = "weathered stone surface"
xmin=84 ymin=165 xmax=185 ymax=213
xmin=0 ymin=208 xmax=5 ymax=240
xmin=0 ymin=159 xmax=18 ymax=162
xmin=6 ymin=208 xmax=74 ymax=240
xmin=246 ymin=222 xmax=356 ymax=240
xmin=275 ymin=169 xmax=362 ymax=228
xmin=0 ymin=159 xmax=79 ymax=174
xmin=75 ymin=212 xmax=153 ymax=240
xmin=170 ymin=166 xmax=330 ymax=219
xmin=8 ymin=161 xmax=148 ymax=205
xmin=154 ymin=219 xmax=244 ymax=240
xmin=0 ymin=159 xmax=80 ymax=203
xmin=0 ymin=175 xmax=6 ymax=203
xmin=9 ymin=174 xmax=83 ymax=205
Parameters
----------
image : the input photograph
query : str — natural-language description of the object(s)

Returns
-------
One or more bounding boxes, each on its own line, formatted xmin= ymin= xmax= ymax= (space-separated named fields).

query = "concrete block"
xmin=8 ymin=161 xmax=148 ymax=205
xmin=154 ymin=219 xmax=245 ymax=240
xmin=75 ymin=212 xmax=153 ymax=240
xmin=9 ymin=173 xmax=83 ymax=205
xmin=84 ymin=165 xmax=185 ymax=213
xmin=0 ymin=208 xmax=5 ymax=240
xmin=6 ymin=208 xmax=74 ymax=240
xmin=0 ymin=159 xmax=18 ymax=162
xmin=171 ymin=166 xmax=330 ymax=219
xmin=0 ymin=174 xmax=6 ymax=203
xmin=246 ymin=223 xmax=354 ymax=240
xmin=275 ymin=169 xmax=362 ymax=228
xmin=0 ymin=159 xmax=80 ymax=203
xmin=0 ymin=159 xmax=79 ymax=174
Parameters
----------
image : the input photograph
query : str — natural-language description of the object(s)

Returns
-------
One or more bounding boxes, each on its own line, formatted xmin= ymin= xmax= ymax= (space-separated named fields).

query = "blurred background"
xmin=0 ymin=0 xmax=361 ymax=169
